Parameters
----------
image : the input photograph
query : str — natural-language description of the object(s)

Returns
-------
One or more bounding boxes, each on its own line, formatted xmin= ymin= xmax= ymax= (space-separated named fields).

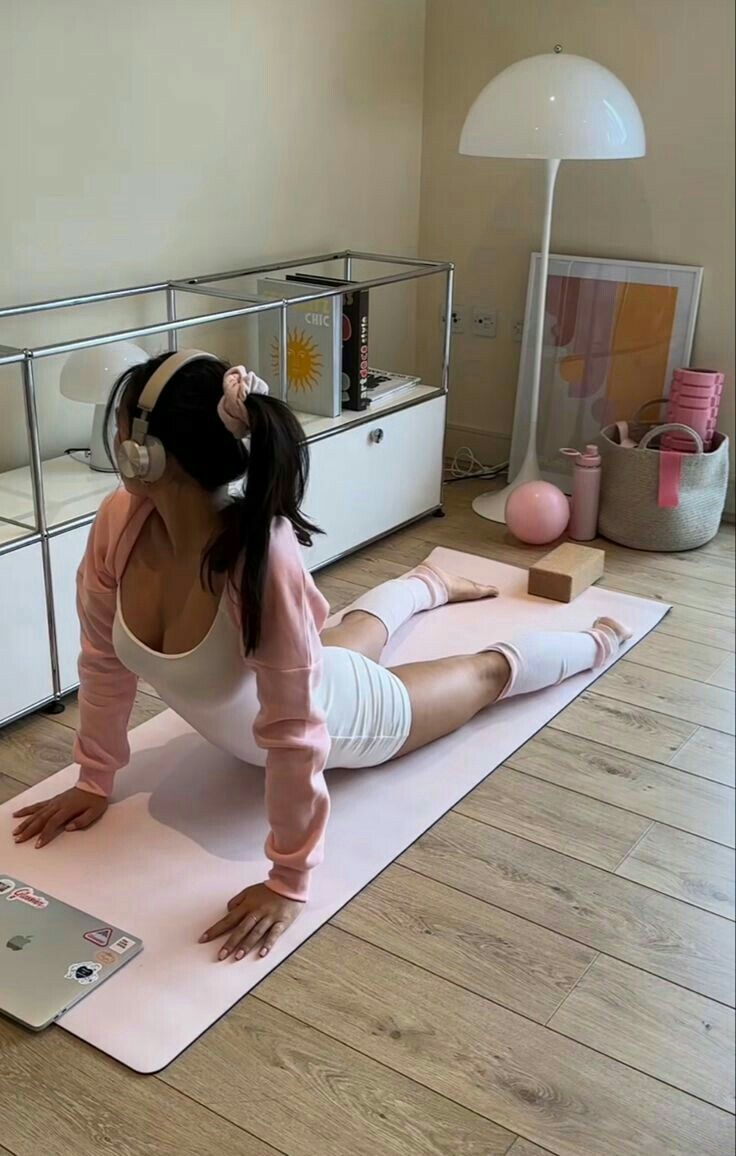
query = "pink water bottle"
xmin=561 ymin=444 xmax=602 ymax=541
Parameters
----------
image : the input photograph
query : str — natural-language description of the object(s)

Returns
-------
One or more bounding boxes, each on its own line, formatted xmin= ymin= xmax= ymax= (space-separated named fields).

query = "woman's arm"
xmin=246 ymin=519 xmax=331 ymax=902
xmin=74 ymin=492 xmax=143 ymax=795
xmin=12 ymin=492 xmax=145 ymax=847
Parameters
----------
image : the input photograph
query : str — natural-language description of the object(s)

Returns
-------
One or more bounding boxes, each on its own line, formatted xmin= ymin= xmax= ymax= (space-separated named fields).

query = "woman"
xmin=12 ymin=351 xmax=629 ymax=961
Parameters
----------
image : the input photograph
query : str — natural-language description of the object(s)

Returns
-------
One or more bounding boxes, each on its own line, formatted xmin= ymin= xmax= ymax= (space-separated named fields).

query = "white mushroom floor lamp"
xmin=459 ymin=47 xmax=646 ymax=523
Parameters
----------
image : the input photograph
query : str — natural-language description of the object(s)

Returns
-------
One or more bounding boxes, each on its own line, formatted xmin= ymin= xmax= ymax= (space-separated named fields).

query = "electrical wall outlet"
xmin=512 ymin=319 xmax=524 ymax=342
xmin=472 ymin=308 xmax=497 ymax=338
xmin=440 ymin=305 xmax=466 ymax=334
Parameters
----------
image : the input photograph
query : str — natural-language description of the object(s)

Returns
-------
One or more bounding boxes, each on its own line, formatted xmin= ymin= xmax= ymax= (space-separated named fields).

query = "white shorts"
xmin=318 ymin=646 xmax=413 ymax=768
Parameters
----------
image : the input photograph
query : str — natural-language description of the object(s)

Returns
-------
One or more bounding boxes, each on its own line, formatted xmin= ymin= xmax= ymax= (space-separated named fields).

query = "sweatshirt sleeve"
xmin=74 ymin=493 xmax=140 ymax=797
xmin=248 ymin=520 xmax=331 ymax=902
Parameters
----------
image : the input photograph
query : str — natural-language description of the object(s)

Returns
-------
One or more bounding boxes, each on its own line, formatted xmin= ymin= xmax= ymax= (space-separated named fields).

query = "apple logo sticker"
xmin=6 ymin=934 xmax=32 ymax=951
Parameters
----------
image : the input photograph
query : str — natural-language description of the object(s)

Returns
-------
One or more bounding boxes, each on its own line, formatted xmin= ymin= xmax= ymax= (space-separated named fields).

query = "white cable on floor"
xmin=445 ymin=445 xmax=508 ymax=483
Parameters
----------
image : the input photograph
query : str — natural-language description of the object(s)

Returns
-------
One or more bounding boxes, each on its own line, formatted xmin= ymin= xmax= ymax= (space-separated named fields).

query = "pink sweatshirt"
xmin=74 ymin=490 xmax=331 ymax=902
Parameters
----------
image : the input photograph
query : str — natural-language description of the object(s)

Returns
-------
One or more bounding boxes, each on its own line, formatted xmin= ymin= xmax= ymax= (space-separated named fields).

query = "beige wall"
xmin=2 ymin=0 xmax=733 ymax=486
xmin=0 ymin=0 xmax=426 ymax=470
xmin=418 ymin=0 xmax=735 ymax=477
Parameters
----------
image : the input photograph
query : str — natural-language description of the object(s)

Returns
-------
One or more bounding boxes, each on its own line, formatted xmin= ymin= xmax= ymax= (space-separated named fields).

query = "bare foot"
xmin=594 ymin=616 xmax=633 ymax=645
xmin=422 ymin=560 xmax=499 ymax=604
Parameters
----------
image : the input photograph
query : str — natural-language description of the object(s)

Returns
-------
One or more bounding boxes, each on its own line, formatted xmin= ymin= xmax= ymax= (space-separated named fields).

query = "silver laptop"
xmin=0 ymin=875 xmax=143 ymax=1030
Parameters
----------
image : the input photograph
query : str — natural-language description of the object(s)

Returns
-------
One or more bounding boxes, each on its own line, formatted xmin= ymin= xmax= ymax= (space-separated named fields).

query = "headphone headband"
xmin=134 ymin=349 xmax=218 ymax=420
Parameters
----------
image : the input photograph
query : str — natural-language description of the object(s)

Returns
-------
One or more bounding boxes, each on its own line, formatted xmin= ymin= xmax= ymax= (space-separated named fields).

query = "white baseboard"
xmin=445 ymin=422 xmax=511 ymax=469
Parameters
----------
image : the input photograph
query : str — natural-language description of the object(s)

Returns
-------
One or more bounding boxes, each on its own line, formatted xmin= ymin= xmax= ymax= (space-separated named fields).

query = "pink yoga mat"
xmin=0 ymin=548 xmax=669 ymax=1072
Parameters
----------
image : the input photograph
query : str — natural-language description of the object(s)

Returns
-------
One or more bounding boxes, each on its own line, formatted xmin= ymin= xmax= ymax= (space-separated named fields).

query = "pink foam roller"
xmin=666 ymin=366 xmax=725 ymax=452
xmin=673 ymin=368 xmax=724 ymax=388
xmin=672 ymin=393 xmax=717 ymax=410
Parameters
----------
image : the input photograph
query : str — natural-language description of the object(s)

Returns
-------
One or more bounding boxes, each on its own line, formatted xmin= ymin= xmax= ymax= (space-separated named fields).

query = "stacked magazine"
xmin=365 ymin=368 xmax=421 ymax=402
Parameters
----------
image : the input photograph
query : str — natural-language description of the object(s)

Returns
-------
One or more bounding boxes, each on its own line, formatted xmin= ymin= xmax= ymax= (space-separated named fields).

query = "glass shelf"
xmin=0 ymin=455 xmax=119 ymax=532
xmin=0 ymin=250 xmax=452 ymax=722
xmin=0 ymin=519 xmax=35 ymax=548
xmin=0 ymin=251 xmax=451 ymax=530
xmin=0 ymin=385 xmax=442 ymax=535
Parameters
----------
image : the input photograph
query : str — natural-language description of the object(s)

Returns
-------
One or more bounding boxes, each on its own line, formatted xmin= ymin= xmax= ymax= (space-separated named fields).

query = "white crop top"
xmin=113 ymin=591 xmax=267 ymax=767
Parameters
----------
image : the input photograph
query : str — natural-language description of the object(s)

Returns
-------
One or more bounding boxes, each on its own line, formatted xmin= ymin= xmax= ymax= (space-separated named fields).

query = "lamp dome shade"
xmin=459 ymin=53 xmax=645 ymax=160
xmin=60 ymin=341 xmax=148 ymax=404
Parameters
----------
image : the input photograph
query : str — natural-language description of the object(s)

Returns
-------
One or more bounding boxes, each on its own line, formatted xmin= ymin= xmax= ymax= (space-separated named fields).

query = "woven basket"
xmin=598 ymin=421 xmax=730 ymax=551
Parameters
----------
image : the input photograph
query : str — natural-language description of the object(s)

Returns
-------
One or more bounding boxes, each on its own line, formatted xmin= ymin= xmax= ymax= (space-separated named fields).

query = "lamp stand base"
xmin=472 ymin=456 xmax=542 ymax=524
xmin=472 ymin=484 xmax=517 ymax=523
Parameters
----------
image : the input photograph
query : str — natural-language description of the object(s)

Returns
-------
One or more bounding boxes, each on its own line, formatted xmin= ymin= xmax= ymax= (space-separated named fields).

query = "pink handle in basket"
xmin=637 ymin=423 xmax=704 ymax=510
xmin=658 ymin=453 xmax=682 ymax=509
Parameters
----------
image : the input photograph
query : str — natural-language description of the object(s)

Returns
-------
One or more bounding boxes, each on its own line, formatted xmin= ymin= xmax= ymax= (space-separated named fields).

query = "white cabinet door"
xmin=304 ymin=396 xmax=446 ymax=570
xmin=0 ymin=543 xmax=54 ymax=724
xmin=49 ymin=525 xmax=91 ymax=693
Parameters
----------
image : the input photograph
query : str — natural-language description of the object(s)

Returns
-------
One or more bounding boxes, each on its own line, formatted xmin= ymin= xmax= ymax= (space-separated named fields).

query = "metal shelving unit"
xmin=0 ymin=250 xmax=454 ymax=720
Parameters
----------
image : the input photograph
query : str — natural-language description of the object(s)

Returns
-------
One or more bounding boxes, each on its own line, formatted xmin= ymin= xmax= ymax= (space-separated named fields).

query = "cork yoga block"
xmin=528 ymin=543 xmax=605 ymax=603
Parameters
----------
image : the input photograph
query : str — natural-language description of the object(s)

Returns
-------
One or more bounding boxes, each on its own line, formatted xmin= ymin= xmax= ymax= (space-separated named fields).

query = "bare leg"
xmin=392 ymin=615 xmax=631 ymax=757
xmin=391 ymin=651 xmax=511 ymax=756
xmin=321 ymin=611 xmax=388 ymax=663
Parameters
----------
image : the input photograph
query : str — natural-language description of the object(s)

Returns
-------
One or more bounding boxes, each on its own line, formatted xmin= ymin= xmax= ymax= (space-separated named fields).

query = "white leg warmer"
xmin=343 ymin=564 xmax=448 ymax=640
xmin=490 ymin=618 xmax=630 ymax=700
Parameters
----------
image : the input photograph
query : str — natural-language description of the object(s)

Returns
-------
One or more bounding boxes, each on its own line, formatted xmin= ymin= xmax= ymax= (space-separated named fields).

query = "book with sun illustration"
xmin=256 ymin=278 xmax=341 ymax=417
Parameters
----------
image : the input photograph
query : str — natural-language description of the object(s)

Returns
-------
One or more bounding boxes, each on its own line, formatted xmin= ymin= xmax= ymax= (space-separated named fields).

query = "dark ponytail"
xmin=107 ymin=353 xmax=320 ymax=657
xmin=202 ymin=394 xmax=320 ymax=654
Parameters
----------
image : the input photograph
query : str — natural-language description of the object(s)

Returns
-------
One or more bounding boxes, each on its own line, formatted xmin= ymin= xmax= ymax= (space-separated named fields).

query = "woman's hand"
xmin=12 ymin=787 xmax=109 ymax=848
xmin=200 ymin=882 xmax=303 ymax=961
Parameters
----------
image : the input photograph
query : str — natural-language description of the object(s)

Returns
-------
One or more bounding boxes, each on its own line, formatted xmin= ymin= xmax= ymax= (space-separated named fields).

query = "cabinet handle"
xmin=369 ymin=428 xmax=385 ymax=444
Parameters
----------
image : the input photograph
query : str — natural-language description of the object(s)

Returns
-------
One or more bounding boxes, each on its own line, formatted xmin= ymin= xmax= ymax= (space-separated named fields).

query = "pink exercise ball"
xmin=505 ymin=481 xmax=570 ymax=545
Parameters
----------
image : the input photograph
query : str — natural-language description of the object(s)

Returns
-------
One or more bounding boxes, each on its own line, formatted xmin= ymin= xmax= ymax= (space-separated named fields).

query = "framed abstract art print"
xmin=509 ymin=253 xmax=703 ymax=490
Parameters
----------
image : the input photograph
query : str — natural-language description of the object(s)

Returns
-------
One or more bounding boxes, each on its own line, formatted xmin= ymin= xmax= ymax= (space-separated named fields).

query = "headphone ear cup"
xmin=116 ymin=438 xmax=144 ymax=479
xmin=116 ymin=436 xmax=167 ymax=482
xmin=142 ymin=437 xmax=167 ymax=483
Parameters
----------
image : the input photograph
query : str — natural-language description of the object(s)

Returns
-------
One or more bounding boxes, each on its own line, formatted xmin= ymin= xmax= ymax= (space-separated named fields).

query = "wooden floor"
xmin=1 ymin=481 xmax=734 ymax=1156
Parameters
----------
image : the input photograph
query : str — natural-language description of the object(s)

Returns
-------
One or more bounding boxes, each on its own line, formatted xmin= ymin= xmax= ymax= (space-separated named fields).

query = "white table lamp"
xmin=459 ymin=48 xmax=645 ymax=522
xmin=60 ymin=341 xmax=148 ymax=472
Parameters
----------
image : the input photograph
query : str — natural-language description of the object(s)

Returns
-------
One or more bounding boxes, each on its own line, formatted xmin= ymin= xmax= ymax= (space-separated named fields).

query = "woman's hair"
xmin=104 ymin=352 xmax=319 ymax=654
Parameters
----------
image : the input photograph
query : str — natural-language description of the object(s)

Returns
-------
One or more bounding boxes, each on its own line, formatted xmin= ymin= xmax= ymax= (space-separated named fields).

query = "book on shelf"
xmin=286 ymin=274 xmax=370 ymax=411
xmin=365 ymin=368 xmax=421 ymax=403
xmin=256 ymin=278 xmax=341 ymax=417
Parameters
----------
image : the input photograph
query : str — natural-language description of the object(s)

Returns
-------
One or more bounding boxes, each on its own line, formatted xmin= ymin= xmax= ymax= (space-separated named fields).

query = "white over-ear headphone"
xmin=116 ymin=349 xmax=218 ymax=483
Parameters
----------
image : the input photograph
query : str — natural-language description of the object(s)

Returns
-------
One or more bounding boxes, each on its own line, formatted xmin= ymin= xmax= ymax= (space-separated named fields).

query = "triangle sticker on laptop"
xmin=83 ymin=927 xmax=113 ymax=947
